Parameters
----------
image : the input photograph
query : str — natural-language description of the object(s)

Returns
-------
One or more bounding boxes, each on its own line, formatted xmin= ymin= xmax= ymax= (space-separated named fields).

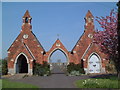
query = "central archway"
xmin=48 ymin=48 xmax=69 ymax=74
xmin=48 ymin=48 xmax=69 ymax=63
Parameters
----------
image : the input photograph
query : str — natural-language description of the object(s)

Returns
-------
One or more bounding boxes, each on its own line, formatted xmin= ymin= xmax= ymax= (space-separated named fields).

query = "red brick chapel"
xmin=8 ymin=10 xmax=107 ymax=75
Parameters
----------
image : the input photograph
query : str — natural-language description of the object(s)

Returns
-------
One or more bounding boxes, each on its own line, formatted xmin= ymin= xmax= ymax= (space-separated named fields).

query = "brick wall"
xmin=8 ymin=10 xmax=107 ymax=75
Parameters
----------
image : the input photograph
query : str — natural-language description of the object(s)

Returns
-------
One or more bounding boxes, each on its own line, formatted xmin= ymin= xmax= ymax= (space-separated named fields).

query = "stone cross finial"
xmin=57 ymin=34 xmax=60 ymax=39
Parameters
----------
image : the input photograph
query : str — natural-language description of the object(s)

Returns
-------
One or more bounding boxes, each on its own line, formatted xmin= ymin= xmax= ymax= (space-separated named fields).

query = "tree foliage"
xmin=94 ymin=10 xmax=119 ymax=73
xmin=33 ymin=61 xmax=50 ymax=76
xmin=67 ymin=62 xmax=85 ymax=76
xmin=2 ymin=59 xmax=8 ymax=75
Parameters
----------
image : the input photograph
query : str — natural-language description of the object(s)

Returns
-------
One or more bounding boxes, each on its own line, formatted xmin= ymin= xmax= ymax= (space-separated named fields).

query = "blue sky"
xmin=1 ymin=0 xmax=118 ymax=2
xmin=2 ymin=2 xmax=117 ymax=62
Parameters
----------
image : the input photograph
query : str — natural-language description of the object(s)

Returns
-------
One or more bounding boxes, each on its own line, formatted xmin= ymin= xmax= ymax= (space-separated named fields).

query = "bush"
xmin=0 ymin=60 xmax=1 ymax=74
xmin=105 ymin=60 xmax=117 ymax=73
xmin=67 ymin=63 xmax=75 ymax=73
xmin=70 ymin=71 xmax=80 ymax=76
xmin=33 ymin=61 xmax=50 ymax=76
xmin=67 ymin=63 xmax=85 ymax=76
xmin=2 ymin=59 xmax=8 ymax=75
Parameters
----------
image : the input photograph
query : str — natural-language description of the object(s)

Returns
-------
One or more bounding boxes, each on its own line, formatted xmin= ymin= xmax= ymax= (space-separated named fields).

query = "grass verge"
xmin=75 ymin=75 xmax=119 ymax=88
xmin=0 ymin=79 xmax=2 ymax=90
xmin=1 ymin=79 xmax=39 ymax=89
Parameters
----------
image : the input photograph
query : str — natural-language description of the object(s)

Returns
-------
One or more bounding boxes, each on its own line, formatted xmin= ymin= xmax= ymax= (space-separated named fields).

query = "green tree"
xmin=2 ymin=59 xmax=8 ymax=75
xmin=117 ymin=1 xmax=120 ymax=83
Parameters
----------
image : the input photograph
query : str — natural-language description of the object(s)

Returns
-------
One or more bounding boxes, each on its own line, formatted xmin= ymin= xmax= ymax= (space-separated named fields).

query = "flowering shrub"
xmin=76 ymin=77 xmax=119 ymax=88
xmin=69 ymin=71 xmax=80 ymax=76
xmin=105 ymin=61 xmax=117 ymax=73
xmin=67 ymin=63 xmax=85 ymax=76
xmin=82 ymin=79 xmax=100 ymax=88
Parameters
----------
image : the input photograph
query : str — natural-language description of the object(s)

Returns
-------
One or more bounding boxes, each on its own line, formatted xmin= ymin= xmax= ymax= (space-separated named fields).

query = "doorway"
xmin=16 ymin=54 xmax=28 ymax=73
xmin=49 ymin=49 xmax=68 ymax=74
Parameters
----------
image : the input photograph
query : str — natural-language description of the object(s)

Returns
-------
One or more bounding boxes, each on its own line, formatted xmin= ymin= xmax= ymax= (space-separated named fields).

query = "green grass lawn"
xmin=75 ymin=75 xmax=119 ymax=88
xmin=0 ymin=79 xmax=39 ymax=89
xmin=0 ymin=79 xmax=2 ymax=90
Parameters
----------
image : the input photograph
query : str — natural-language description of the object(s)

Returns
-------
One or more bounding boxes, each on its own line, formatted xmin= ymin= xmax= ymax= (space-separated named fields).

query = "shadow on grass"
xmin=89 ymin=74 xmax=118 ymax=80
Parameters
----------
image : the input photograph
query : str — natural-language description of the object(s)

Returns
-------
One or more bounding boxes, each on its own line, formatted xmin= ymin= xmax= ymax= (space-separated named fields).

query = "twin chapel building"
xmin=8 ymin=10 xmax=107 ymax=75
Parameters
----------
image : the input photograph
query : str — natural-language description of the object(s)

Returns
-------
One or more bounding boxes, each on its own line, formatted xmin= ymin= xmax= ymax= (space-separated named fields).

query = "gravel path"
xmin=2 ymin=69 xmax=117 ymax=89
xmin=7 ymin=65 xmax=90 ymax=88
xmin=9 ymin=74 xmax=90 ymax=88
xmin=5 ymin=65 xmax=114 ymax=88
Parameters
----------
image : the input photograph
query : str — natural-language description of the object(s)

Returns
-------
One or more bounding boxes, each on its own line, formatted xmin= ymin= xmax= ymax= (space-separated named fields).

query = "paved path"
xmin=7 ymin=65 xmax=90 ymax=88
xmin=8 ymin=74 xmax=90 ymax=88
xmin=2 ymin=72 xmax=117 ymax=88
xmin=3 ymin=65 xmax=113 ymax=88
xmin=51 ymin=64 xmax=66 ymax=74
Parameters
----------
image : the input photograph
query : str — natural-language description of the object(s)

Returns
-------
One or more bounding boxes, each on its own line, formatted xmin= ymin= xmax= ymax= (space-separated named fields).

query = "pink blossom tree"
xmin=94 ymin=10 xmax=119 ymax=75
xmin=117 ymin=1 xmax=120 ymax=80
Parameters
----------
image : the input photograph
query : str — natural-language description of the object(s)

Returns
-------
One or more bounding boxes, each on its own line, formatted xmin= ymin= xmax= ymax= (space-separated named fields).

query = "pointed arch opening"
xmin=48 ymin=48 xmax=69 ymax=74
xmin=48 ymin=48 xmax=68 ymax=64
xmin=88 ymin=52 xmax=101 ymax=73
xmin=15 ymin=53 xmax=29 ymax=74
xmin=25 ymin=17 xmax=29 ymax=23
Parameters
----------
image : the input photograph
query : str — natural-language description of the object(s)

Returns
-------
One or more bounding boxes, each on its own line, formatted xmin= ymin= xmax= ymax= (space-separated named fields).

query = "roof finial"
xmin=23 ymin=10 xmax=31 ymax=18
xmin=85 ymin=10 xmax=94 ymax=18
xmin=57 ymin=34 xmax=59 ymax=39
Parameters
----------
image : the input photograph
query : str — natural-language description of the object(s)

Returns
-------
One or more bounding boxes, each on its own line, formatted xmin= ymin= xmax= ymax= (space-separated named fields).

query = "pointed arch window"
xmin=25 ymin=17 xmax=29 ymax=23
